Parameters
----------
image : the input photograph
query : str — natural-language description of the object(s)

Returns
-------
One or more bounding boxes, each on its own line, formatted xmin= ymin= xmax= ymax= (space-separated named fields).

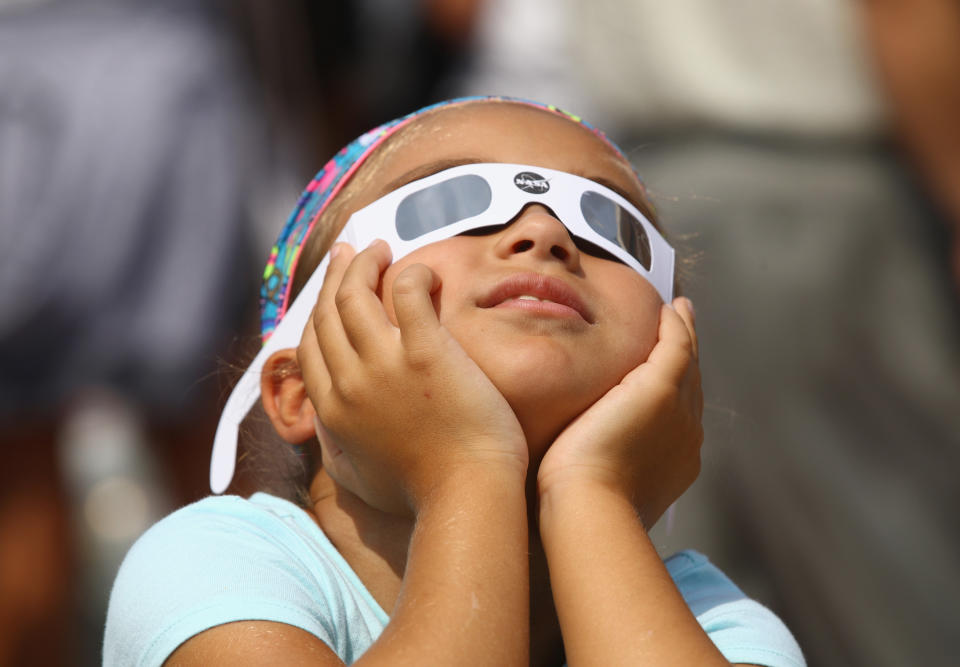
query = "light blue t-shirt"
xmin=104 ymin=493 xmax=804 ymax=666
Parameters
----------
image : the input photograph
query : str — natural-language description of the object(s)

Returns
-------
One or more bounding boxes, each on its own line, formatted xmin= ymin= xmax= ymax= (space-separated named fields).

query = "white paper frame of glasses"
xmin=210 ymin=162 xmax=674 ymax=493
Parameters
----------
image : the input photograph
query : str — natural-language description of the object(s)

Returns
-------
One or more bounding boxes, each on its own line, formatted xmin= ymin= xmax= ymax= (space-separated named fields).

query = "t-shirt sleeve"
xmin=666 ymin=550 xmax=806 ymax=667
xmin=103 ymin=496 xmax=342 ymax=667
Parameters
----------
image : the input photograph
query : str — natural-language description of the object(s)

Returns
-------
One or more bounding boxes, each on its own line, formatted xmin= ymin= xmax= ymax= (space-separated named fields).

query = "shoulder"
xmin=665 ymin=550 xmax=806 ymax=667
xmin=104 ymin=494 xmax=387 ymax=666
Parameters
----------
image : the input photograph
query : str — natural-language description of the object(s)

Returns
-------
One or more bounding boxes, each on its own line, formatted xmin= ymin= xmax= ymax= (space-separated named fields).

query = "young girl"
xmin=104 ymin=96 xmax=804 ymax=666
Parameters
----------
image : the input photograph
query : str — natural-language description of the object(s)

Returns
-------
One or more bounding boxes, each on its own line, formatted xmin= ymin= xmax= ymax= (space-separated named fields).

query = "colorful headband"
xmin=259 ymin=95 xmax=636 ymax=344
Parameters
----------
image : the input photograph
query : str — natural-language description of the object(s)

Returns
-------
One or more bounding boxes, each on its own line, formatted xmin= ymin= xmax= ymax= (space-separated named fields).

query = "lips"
xmin=478 ymin=273 xmax=594 ymax=323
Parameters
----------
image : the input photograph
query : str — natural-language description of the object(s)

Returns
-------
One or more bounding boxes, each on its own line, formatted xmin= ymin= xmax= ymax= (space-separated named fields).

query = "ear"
xmin=261 ymin=349 xmax=317 ymax=444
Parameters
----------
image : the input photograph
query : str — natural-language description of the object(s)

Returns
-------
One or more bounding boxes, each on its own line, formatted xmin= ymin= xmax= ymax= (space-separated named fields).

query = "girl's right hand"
xmin=297 ymin=241 xmax=528 ymax=516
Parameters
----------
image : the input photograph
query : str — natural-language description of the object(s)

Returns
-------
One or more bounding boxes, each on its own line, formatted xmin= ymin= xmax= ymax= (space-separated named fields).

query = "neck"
xmin=307 ymin=468 xmax=565 ymax=666
xmin=308 ymin=470 xmax=412 ymax=611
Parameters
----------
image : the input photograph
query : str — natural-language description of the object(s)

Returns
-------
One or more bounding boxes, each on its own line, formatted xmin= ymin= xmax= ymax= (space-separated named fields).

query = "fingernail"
xmin=682 ymin=297 xmax=695 ymax=318
xmin=329 ymin=243 xmax=342 ymax=259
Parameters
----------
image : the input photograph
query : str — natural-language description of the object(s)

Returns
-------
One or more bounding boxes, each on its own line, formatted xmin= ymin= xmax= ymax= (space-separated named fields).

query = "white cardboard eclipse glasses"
xmin=209 ymin=162 xmax=674 ymax=493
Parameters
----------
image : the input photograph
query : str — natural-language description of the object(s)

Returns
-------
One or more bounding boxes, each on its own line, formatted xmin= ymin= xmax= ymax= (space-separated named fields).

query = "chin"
xmin=475 ymin=339 xmax=584 ymax=398
xmin=484 ymin=355 xmax=606 ymax=450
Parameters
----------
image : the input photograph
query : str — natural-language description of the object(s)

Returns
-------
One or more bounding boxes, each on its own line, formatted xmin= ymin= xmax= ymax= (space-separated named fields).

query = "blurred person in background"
xmin=440 ymin=1 xmax=960 ymax=666
xmin=224 ymin=0 xmax=473 ymax=251
xmin=0 ymin=0 xmax=264 ymax=663
xmin=0 ymin=1 xmax=482 ymax=664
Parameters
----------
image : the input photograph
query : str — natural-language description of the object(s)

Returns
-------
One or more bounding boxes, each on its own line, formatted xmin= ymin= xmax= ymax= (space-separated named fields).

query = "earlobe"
xmin=261 ymin=349 xmax=317 ymax=444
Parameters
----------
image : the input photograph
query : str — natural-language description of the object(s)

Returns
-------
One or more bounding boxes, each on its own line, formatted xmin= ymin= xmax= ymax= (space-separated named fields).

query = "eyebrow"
xmin=380 ymin=158 xmax=657 ymax=222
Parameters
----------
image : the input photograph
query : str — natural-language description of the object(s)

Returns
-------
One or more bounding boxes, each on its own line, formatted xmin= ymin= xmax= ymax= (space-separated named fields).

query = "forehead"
xmin=367 ymin=103 xmax=645 ymax=208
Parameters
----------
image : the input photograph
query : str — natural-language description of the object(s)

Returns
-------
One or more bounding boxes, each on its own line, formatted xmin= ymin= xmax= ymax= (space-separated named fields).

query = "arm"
xmin=361 ymin=465 xmax=528 ymax=666
xmin=859 ymin=0 xmax=960 ymax=286
xmin=539 ymin=482 xmax=741 ymax=667
xmin=170 ymin=242 xmax=530 ymax=666
xmin=537 ymin=299 xmax=735 ymax=666
xmin=422 ymin=0 xmax=486 ymax=44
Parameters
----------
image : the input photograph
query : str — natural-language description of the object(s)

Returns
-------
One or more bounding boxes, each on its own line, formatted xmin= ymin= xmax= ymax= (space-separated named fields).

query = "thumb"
xmin=392 ymin=262 xmax=445 ymax=352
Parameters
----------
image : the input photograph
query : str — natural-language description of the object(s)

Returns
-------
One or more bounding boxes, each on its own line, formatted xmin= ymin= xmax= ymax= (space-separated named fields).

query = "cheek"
xmin=600 ymin=275 xmax=663 ymax=369
xmin=620 ymin=307 xmax=660 ymax=368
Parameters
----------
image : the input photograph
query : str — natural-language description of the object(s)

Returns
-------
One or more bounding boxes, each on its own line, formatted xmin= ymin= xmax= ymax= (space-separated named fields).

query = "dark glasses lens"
xmin=579 ymin=190 xmax=652 ymax=270
xmin=395 ymin=174 xmax=492 ymax=241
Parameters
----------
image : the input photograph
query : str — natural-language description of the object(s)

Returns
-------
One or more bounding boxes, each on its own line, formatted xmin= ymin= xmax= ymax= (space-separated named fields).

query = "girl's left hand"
xmin=536 ymin=297 xmax=703 ymax=528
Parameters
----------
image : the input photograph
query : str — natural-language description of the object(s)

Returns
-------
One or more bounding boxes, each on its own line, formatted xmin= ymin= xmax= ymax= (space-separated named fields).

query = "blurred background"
xmin=1 ymin=0 xmax=958 ymax=665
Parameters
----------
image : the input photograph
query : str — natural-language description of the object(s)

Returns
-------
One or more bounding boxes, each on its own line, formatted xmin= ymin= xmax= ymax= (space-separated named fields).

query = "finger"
xmin=335 ymin=239 xmax=397 ymax=356
xmin=312 ymin=243 xmax=360 ymax=380
xmin=391 ymin=263 xmax=444 ymax=353
xmin=666 ymin=301 xmax=704 ymax=417
xmin=297 ymin=318 xmax=332 ymax=399
xmin=672 ymin=296 xmax=699 ymax=361
xmin=317 ymin=242 xmax=356 ymax=306
xmin=643 ymin=305 xmax=697 ymax=382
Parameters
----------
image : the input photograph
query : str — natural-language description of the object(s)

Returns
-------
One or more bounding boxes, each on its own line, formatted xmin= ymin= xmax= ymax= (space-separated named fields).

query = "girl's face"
xmin=352 ymin=104 xmax=662 ymax=455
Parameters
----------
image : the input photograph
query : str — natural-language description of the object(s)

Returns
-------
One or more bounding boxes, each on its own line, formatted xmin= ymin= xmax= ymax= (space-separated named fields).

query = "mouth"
xmin=478 ymin=273 xmax=594 ymax=323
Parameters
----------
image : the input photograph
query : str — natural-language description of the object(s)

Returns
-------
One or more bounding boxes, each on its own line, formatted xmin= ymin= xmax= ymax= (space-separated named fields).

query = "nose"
xmin=493 ymin=204 xmax=582 ymax=272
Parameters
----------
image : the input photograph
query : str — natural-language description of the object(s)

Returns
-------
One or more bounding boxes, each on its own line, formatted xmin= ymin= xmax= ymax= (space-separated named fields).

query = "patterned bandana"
xmin=259 ymin=95 xmax=636 ymax=343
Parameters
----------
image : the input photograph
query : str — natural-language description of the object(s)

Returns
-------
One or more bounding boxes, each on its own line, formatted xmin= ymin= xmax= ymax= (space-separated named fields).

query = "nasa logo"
xmin=513 ymin=171 xmax=550 ymax=194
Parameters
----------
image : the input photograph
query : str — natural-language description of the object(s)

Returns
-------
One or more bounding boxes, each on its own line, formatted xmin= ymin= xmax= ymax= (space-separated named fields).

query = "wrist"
xmin=414 ymin=456 xmax=528 ymax=514
xmin=537 ymin=472 xmax=640 ymax=530
xmin=537 ymin=465 xmax=630 ymax=505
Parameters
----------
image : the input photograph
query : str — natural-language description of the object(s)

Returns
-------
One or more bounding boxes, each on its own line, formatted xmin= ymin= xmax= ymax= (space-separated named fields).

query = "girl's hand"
xmin=298 ymin=241 xmax=528 ymax=516
xmin=536 ymin=298 xmax=703 ymax=528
